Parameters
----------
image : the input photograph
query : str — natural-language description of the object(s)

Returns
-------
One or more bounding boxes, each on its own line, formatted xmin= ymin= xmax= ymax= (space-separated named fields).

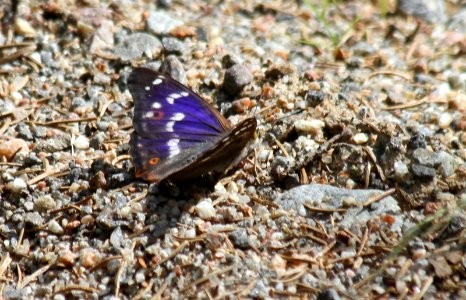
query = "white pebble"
xmin=438 ymin=112 xmax=453 ymax=129
xmin=184 ymin=228 xmax=196 ymax=238
xmin=48 ymin=220 xmax=64 ymax=234
xmin=352 ymin=133 xmax=368 ymax=144
xmin=10 ymin=178 xmax=27 ymax=193
xmin=294 ymin=119 xmax=325 ymax=134
xmin=195 ymin=200 xmax=216 ymax=219
xmin=227 ymin=181 xmax=238 ymax=193
xmin=120 ymin=206 xmax=132 ymax=219
xmin=74 ymin=135 xmax=90 ymax=149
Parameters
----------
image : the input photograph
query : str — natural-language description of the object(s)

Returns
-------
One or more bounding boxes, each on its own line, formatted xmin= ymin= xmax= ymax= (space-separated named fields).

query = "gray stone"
xmin=223 ymin=64 xmax=253 ymax=96
xmin=410 ymin=164 xmax=436 ymax=180
xmin=398 ymin=0 xmax=446 ymax=23
xmin=277 ymin=184 xmax=400 ymax=230
xmin=90 ymin=132 xmax=106 ymax=149
xmin=24 ymin=212 xmax=44 ymax=227
xmin=228 ymin=228 xmax=252 ymax=249
xmin=412 ymin=148 xmax=436 ymax=167
xmin=90 ymin=20 xmax=115 ymax=54
xmin=2 ymin=286 xmax=27 ymax=300
xmin=162 ymin=37 xmax=187 ymax=55
xmin=16 ymin=124 xmax=33 ymax=140
xmin=447 ymin=8 xmax=466 ymax=33
xmin=35 ymin=134 xmax=71 ymax=152
xmin=110 ymin=226 xmax=124 ymax=248
xmin=114 ymin=33 xmax=162 ymax=61
xmin=160 ymin=55 xmax=187 ymax=84
xmin=147 ymin=11 xmax=183 ymax=35
xmin=434 ymin=151 xmax=457 ymax=177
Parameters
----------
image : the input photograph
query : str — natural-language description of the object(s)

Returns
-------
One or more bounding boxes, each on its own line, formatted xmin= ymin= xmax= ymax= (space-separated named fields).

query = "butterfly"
xmin=128 ymin=67 xmax=257 ymax=183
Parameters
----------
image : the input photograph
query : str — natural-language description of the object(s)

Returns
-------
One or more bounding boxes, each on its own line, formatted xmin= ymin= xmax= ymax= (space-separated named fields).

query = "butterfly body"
xmin=128 ymin=67 xmax=256 ymax=183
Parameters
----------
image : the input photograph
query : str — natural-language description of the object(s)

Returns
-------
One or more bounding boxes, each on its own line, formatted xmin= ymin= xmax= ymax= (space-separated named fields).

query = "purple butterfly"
xmin=128 ymin=67 xmax=257 ymax=183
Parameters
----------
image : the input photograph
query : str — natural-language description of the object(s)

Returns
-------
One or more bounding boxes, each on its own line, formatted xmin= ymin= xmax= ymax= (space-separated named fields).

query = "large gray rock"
xmin=398 ymin=0 xmax=446 ymax=23
xmin=277 ymin=184 xmax=401 ymax=230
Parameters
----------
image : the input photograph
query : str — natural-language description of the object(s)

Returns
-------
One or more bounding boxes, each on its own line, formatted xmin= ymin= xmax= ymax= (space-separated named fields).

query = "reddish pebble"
xmin=57 ymin=250 xmax=76 ymax=267
xmin=232 ymin=98 xmax=251 ymax=113
xmin=424 ymin=202 xmax=440 ymax=215
xmin=0 ymin=138 xmax=29 ymax=161
xmin=66 ymin=220 xmax=81 ymax=230
xmin=81 ymin=249 xmax=98 ymax=268
xmin=174 ymin=265 xmax=183 ymax=276
xmin=169 ymin=25 xmax=196 ymax=38
xmin=382 ymin=214 xmax=396 ymax=226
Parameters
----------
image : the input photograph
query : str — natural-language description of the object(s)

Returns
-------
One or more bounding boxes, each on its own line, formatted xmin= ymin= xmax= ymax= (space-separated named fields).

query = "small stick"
xmin=304 ymin=203 xmax=347 ymax=213
xmin=157 ymin=241 xmax=189 ymax=266
xmin=383 ymin=99 xmax=426 ymax=111
xmin=27 ymin=168 xmax=61 ymax=185
xmin=53 ymin=285 xmax=100 ymax=296
xmin=367 ymin=70 xmax=411 ymax=81
xmin=112 ymin=154 xmax=131 ymax=166
xmin=363 ymin=188 xmax=396 ymax=207
xmin=412 ymin=277 xmax=433 ymax=300
xmin=18 ymin=264 xmax=51 ymax=288
xmin=31 ymin=116 xmax=97 ymax=126
xmin=363 ymin=146 xmax=385 ymax=182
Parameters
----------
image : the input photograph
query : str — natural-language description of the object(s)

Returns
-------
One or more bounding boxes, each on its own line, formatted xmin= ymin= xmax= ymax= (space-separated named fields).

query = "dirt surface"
xmin=0 ymin=0 xmax=465 ymax=299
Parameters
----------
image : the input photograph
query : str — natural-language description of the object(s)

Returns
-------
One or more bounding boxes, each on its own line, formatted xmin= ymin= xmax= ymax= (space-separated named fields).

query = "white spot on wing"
xmin=166 ymin=97 xmax=174 ymax=104
xmin=166 ymin=121 xmax=175 ymax=132
xmin=144 ymin=111 xmax=154 ymax=118
xmin=152 ymin=78 xmax=162 ymax=85
xmin=181 ymin=92 xmax=189 ymax=97
xmin=152 ymin=102 xmax=162 ymax=109
xmin=171 ymin=113 xmax=185 ymax=121
xmin=169 ymin=148 xmax=180 ymax=157
xmin=169 ymin=93 xmax=182 ymax=99
xmin=168 ymin=139 xmax=180 ymax=157
xmin=168 ymin=139 xmax=180 ymax=146
xmin=145 ymin=86 xmax=150 ymax=91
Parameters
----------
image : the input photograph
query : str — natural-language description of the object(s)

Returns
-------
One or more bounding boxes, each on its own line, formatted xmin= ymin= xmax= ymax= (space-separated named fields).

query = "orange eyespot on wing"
xmin=149 ymin=157 xmax=160 ymax=165
xmin=152 ymin=111 xmax=164 ymax=120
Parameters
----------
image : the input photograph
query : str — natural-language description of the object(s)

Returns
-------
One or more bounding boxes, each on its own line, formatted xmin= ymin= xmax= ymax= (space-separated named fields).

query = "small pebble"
xmin=223 ymin=64 xmax=253 ymax=96
xmin=0 ymin=138 xmax=29 ymax=161
xmin=48 ymin=220 xmax=64 ymax=234
xmin=74 ymin=135 xmax=90 ymax=150
xmin=438 ymin=113 xmax=453 ymax=129
xmin=352 ymin=133 xmax=369 ymax=144
xmin=294 ymin=119 xmax=325 ymax=134
xmin=15 ymin=18 xmax=36 ymax=36
xmin=57 ymin=249 xmax=76 ymax=267
xmin=195 ymin=200 xmax=216 ymax=219
xmin=34 ymin=195 xmax=57 ymax=211
xmin=81 ymin=249 xmax=99 ymax=268
xmin=342 ymin=197 xmax=358 ymax=207
xmin=160 ymin=55 xmax=187 ymax=84
xmin=9 ymin=178 xmax=27 ymax=193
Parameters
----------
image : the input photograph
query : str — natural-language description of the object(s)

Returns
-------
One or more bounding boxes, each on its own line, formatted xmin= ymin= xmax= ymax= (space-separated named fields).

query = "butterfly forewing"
xmin=128 ymin=67 xmax=255 ymax=183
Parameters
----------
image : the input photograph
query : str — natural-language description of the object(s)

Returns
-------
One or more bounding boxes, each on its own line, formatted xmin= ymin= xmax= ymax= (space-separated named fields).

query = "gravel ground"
xmin=0 ymin=0 xmax=465 ymax=299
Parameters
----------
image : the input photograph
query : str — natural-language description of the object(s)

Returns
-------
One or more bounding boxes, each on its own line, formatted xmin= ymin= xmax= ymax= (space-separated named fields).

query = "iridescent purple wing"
xmin=128 ymin=67 xmax=256 ymax=183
